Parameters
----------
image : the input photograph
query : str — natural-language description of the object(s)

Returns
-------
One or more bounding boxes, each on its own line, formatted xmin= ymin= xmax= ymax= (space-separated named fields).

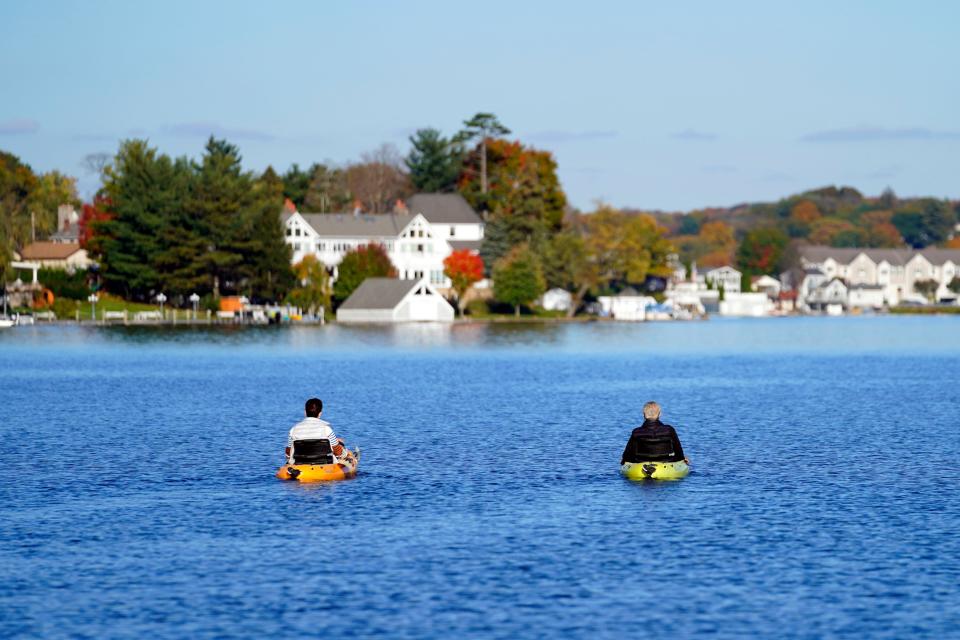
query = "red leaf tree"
xmin=79 ymin=195 xmax=112 ymax=250
xmin=443 ymin=249 xmax=484 ymax=316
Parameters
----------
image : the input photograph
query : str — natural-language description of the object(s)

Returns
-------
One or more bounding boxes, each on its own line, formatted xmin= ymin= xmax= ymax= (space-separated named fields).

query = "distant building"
xmin=704 ymin=266 xmax=742 ymax=293
xmin=806 ymin=277 xmax=849 ymax=312
xmin=597 ymin=288 xmax=656 ymax=321
xmin=718 ymin=292 xmax=772 ymax=317
xmin=15 ymin=242 xmax=90 ymax=271
xmin=540 ymin=288 xmax=573 ymax=312
xmin=750 ymin=274 xmax=782 ymax=298
xmin=336 ymin=278 xmax=455 ymax=323
xmin=282 ymin=193 xmax=484 ymax=289
xmin=49 ymin=205 xmax=80 ymax=243
xmin=797 ymin=245 xmax=960 ymax=305
xmin=848 ymin=284 xmax=886 ymax=310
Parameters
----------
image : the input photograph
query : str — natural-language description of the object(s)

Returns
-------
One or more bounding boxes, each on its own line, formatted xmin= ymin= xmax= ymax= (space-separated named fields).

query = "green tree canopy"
xmin=333 ymin=243 xmax=397 ymax=304
xmin=493 ymin=245 xmax=546 ymax=316
xmin=892 ymin=199 xmax=955 ymax=248
xmin=93 ymin=137 xmax=292 ymax=302
xmin=406 ymin=128 xmax=463 ymax=193
xmin=736 ymin=227 xmax=789 ymax=278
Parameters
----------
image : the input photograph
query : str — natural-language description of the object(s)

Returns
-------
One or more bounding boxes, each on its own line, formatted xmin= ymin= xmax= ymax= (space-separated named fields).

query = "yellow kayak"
xmin=276 ymin=448 xmax=360 ymax=482
xmin=621 ymin=460 xmax=689 ymax=480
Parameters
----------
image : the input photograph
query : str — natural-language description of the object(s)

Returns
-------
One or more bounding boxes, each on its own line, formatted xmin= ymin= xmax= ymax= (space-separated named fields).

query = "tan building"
xmin=16 ymin=242 xmax=90 ymax=271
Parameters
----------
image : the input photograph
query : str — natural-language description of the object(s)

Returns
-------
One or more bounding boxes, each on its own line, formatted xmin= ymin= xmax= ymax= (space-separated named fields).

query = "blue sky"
xmin=1 ymin=0 xmax=957 ymax=210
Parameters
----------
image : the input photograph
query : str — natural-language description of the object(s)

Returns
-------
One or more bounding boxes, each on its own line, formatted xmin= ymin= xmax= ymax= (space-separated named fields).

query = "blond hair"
xmin=642 ymin=401 xmax=661 ymax=420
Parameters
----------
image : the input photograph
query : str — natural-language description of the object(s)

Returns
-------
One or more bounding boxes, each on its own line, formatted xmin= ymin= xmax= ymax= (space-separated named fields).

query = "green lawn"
xmin=889 ymin=305 xmax=960 ymax=315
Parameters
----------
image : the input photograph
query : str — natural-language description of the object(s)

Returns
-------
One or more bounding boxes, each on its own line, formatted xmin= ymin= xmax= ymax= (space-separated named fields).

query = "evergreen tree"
xmin=97 ymin=140 xmax=186 ymax=299
xmin=406 ymin=128 xmax=462 ymax=193
xmin=282 ymin=164 xmax=311 ymax=208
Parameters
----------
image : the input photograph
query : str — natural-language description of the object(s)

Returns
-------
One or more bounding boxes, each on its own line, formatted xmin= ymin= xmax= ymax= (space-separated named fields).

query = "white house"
xmin=540 ymin=288 xmax=573 ymax=312
xmin=336 ymin=278 xmax=455 ymax=323
xmin=283 ymin=193 xmax=484 ymax=289
xmin=705 ymin=266 xmax=742 ymax=293
xmin=718 ymin=292 xmax=772 ymax=317
xmin=750 ymin=274 xmax=782 ymax=298
xmin=806 ymin=277 xmax=849 ymax=312
xmin=598 ymin=288 xmax=656 ymax=321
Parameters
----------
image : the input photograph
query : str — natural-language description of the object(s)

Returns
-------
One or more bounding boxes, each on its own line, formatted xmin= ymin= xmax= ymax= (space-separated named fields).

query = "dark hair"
xmin=305 ymin=398 xmax=323 ymax=417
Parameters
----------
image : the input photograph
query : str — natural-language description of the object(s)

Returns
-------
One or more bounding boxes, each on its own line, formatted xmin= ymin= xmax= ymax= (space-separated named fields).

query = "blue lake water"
xmin=1 ymin=317 xmax=959 ymax=638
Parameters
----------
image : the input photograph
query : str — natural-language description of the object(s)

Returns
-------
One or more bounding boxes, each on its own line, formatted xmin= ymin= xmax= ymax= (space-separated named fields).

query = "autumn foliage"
xmin=443 ymin=249 xmax=484 ymax=315
xmin=79 ymin=195 xmax=112 ymax=249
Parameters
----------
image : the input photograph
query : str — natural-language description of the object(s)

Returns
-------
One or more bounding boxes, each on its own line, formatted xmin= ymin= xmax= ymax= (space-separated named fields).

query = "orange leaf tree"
xmin=443 ymin=249 xmax=484 ymax=316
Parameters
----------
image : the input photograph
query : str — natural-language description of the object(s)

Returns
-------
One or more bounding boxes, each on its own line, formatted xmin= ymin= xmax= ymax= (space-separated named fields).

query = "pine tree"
xmin=406 ymin=128 xmax=462 ymax=193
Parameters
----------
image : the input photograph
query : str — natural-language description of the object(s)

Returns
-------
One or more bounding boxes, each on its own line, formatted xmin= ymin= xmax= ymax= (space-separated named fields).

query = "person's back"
xmin=621 ymin=401 xmax=687 ymax=465
xmin=286 ymin=397 xmax=344 ymax=465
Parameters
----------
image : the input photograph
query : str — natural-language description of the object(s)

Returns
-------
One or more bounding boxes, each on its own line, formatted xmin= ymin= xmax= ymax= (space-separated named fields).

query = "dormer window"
xmin=286 ymin=228 xmax=292 ymax=237
xmin=449 ymin=226 xmax=456 ymax=237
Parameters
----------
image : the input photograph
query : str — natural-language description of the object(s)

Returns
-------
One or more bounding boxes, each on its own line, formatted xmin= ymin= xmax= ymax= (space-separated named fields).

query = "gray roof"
xmin=338 ymin=278 xmax=419 ymax=310
xmin=919 ymin=248 xmax=960 ymax=265
xmin=49 ymin=227 xmax=79 ymax=242
xmin=406 ymin=193 xmax=482 ymax=224
xmin=850 ymin=284 xmax=884 ymax=290
xmin=298 ymin=212 xmax=416 ymax=238
xmin=798 ymin=245 xmax=917 ymax=266
xmin=447 ymin=240 xmax=483 ymax=252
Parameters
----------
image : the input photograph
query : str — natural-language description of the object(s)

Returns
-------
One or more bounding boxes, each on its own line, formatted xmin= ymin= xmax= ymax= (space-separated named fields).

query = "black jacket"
xmin=620 ymin=419 xmax=686 ymax=465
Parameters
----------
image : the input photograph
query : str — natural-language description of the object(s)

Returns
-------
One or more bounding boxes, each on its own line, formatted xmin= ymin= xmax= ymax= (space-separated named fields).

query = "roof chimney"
xmin=394 ymin=199 xmax=408 ymax=214
xmin=353 ymin=199 xmax=362 ymax=217
xmin=283 ymin=198 xmax=297 ymax=213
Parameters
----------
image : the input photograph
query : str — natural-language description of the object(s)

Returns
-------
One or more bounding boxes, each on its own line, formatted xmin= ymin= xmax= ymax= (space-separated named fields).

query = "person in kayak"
xmin=620 ymin=401 xmax=689 ymax=465
xmin=285 ymin=397 xmax=345 ymax=464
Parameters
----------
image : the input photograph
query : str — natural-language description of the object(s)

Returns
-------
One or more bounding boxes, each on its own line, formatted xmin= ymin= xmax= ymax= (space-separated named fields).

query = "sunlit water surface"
xmin=1 ymin=317 xmax=958 ymax=638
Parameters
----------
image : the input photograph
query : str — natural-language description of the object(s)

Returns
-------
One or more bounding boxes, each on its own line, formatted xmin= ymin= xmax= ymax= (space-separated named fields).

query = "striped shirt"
xmin=287 ymin=417 xmax=340 ymax=464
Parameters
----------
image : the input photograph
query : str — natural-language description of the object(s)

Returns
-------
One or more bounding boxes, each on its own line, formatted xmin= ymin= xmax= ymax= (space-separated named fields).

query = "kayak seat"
xmin=630 ymin=436 xmax=675 ymax=462
xmin=292 ymin=439 xmax=334 ymax=465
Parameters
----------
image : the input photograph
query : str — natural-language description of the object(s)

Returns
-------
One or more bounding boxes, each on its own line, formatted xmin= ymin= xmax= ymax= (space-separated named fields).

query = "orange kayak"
xmin=276 ymin=448 xmax=359 ymax=482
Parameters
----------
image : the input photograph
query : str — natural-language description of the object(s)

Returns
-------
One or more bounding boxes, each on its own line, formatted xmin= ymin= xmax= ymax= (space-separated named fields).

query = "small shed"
xmin=337 ymin=278 xmax=455 ymax=323
xmin=541 ymin=288 xmax=573 ymax=312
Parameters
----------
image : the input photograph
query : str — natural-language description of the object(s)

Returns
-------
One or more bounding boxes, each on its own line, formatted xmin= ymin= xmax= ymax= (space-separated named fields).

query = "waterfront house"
xmin=806 ymin=277 xmax=849 ymax=313
xmin=705 ymin=266 xmax=742 ymax=293
xmin=282 ymin=193 xmax=484 ymax=290
xmin=336 ymin=278 xmax=455 ymax=323
xmin=597 ymin=288 xmax=656 ymax=321
xmin=750 ymin=275 xmax=782 ymax=298
xmin=719 ymin=292 xmax=772 ymax=317
xmin=797 ymin=245 xmax=960 ymax=306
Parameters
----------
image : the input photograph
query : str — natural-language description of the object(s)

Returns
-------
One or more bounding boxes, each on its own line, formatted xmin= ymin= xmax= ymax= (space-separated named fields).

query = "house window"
xmin=449 ymin=226 xmax=456 ymax=237
xmin=286 ymin=227 xmax=292 ymax=237
xmin=294 ymin=243 xmax=301 ymax=252
xmin=417 ymin=244 xmax=424 ymax=253
xmin=418 ymin=229 xmax=424 ymax=238
xmin=295 ymin=228 xmax=301 ymax=237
